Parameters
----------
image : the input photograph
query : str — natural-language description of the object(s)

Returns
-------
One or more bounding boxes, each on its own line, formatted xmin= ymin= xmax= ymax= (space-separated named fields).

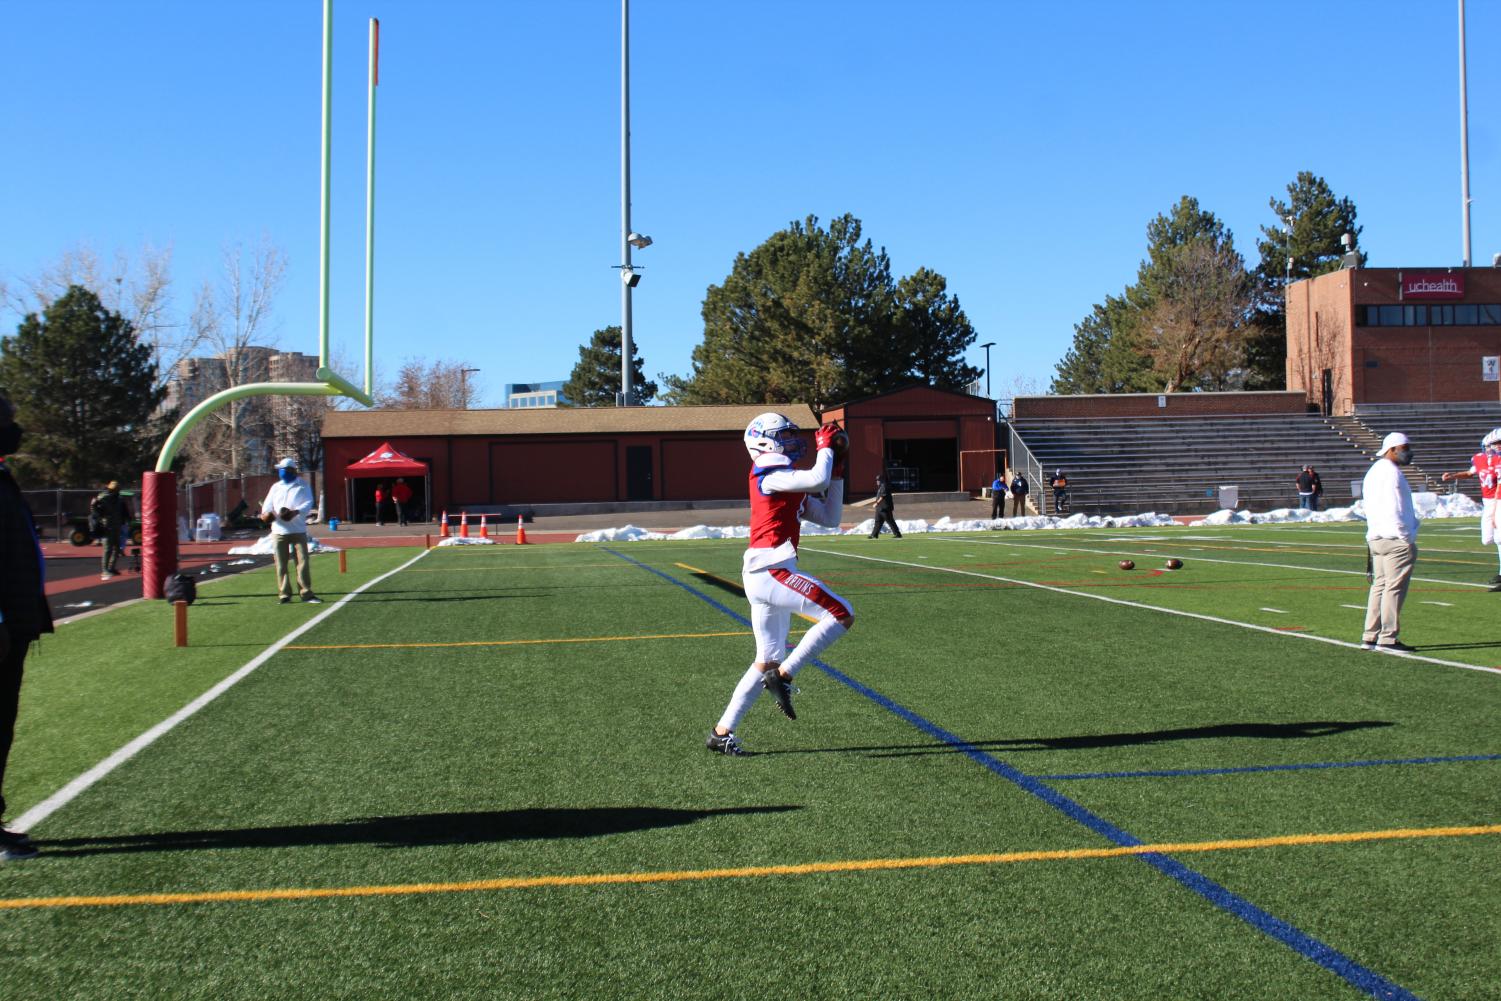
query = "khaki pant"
xmin=273 ymin=532 xmax=313 ymax=599
xmin=1363 ymin=538 xmax=1417 ymax=644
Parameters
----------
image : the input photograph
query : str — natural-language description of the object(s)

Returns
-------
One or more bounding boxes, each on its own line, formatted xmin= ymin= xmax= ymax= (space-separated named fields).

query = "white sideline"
xmin=800 ymin=546 xmax=1501 ymax=678
xmin=13 ymin=548 xmax=433 ymax=833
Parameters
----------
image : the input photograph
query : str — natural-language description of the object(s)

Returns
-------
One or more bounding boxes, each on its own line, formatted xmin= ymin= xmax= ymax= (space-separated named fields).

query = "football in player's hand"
xmin=1119 ymin=560 xmax=1135 ymax=571
xmin=816 ymin=423 xmax=849 ymax=455
xmin=279 ymin=507 xmax=295 ymax=521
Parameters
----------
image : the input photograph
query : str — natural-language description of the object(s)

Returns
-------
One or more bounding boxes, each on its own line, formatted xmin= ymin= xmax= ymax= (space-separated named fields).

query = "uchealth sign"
xmin=1400 ymin=272 xmax=1465 ymax=300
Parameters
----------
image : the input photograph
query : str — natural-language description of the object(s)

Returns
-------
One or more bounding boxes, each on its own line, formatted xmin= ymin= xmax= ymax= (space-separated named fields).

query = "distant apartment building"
xmin=505 ymin=381 xmax=569 ymax=409
xmin=162 ymin=347 xmax=320 ymax=472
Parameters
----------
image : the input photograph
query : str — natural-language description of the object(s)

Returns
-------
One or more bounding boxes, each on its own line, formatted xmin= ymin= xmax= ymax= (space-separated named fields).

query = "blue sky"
xmin=2 ymin=0 xmax=1496 ymax=405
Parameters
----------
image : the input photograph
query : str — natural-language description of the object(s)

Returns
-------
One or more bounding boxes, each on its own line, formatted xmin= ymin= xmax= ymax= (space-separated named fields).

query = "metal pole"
xmin=980 ymin=342 xmax=995 ymax=396
xmin=620 ymin=0 xmax=633 ymax=406
xmin=1459 ymin=0 xmax=1472 ymax=267
xmin=365 ymin=17 xmax=378 ymax=396
xmin=319 ymin=0 xmax=333 ymax=368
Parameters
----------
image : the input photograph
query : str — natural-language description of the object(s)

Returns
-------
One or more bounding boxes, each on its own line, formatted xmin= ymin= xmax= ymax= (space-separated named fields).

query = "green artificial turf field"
xmin=1 ymin=521 xmax=1498 ymax=1000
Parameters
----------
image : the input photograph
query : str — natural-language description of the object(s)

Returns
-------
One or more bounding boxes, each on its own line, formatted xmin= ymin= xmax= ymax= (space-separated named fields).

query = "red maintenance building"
xmin=320 ymin=386 xmax=1000 ymax=522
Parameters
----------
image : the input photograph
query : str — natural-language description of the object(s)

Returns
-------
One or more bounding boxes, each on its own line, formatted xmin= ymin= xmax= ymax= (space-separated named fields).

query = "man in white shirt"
xmin=1361 ymin=432 xmax=1418 ymax=651
xmin=261 ymin=457 xmax=320 ymax=604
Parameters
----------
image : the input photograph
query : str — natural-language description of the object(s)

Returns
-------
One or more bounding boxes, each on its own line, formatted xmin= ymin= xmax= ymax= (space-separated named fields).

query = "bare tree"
xmin=177 ymin=240 xmax=289 ymax=477
xmin=1137 ymin=239 xmax=1251 ymax=392
xmin=378 ymin=358 xmax=480 ymax=409
xmin=1 ymin=243 xmax=194 ymax=390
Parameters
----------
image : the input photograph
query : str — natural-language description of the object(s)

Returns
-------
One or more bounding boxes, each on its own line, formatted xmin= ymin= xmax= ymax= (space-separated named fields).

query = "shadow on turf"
xmin=35 ymin=806 xmax=802 ymax=856
xmin=758 ymin=720 xmax=1395 ymax=758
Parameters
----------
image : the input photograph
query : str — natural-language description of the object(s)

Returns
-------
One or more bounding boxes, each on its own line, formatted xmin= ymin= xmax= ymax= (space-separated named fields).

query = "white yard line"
xmin=13 ymin=548 xmax=432 ymax=833
xmin=934 ymin=535 xmax=1489 ymax=590
xmin=802 ymin=546 xmax=1501 ymax=678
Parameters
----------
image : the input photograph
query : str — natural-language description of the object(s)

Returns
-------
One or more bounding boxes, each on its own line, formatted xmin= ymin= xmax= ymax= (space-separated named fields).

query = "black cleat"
xmin=705 ymin=730 xmax=748 ymax=756
xmin=762 ymin=667 xmax=797 ymax=720
xmin=0 ymin=826 xmax=37 ymax=861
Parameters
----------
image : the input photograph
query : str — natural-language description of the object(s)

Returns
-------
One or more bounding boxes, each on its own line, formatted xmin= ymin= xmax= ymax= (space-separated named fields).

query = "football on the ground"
xmin=1165 ymin=558 xmax=1184 ymax=570
xmin=1119 ymin=560 xmax=1135 ymax=570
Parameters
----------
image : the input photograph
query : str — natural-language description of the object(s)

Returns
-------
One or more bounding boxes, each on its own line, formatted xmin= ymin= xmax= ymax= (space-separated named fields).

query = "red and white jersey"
xmin=1470 ymin=452 xmax=1501 ymax=498
xmin=744 ymin=450 xmax=843 ymax=572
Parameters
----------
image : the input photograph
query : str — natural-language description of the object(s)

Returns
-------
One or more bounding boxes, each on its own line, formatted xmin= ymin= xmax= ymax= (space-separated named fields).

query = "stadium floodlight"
xmin=627 ymin=232 xmax=653 ymax=249
xmin=621 ymin=266 xmax=642 ymax=287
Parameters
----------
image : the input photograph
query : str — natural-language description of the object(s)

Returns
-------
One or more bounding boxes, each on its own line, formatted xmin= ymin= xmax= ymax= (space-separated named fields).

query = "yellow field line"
xmin=285 ymin=631 xmax=751 ymax=651
xmin=4 ymin=823 xmax=1497 ymax=912
xmin=675 ymin=562 xmax=818 ymax=622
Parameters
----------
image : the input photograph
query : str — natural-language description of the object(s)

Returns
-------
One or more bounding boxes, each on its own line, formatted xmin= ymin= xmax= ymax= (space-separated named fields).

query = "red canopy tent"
xmin=344 ymin=441 xmax=430 ymax=524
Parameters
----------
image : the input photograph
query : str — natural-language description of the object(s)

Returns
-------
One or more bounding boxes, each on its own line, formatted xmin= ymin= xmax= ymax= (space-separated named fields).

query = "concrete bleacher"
xmin=1351 ymin=402 xmax=1501 ymax=502
xmin=1007 ymin=412 xmax=1430 ymax=516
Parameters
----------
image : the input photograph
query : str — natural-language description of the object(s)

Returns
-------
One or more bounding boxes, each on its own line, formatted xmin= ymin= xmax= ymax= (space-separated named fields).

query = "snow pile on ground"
xmin=575 ymin=493 xmax=1483 ymax=543
xmin=227 ymin=534 xmax=342 ymax=555
xmin=1189 ymin=492 xmax=1479 ymax=526
xmin=437 ymin=536 xmax=496 ymax=546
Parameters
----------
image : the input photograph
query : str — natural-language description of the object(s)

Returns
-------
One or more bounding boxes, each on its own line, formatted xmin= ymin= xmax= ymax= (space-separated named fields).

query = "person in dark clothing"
xmin=1295 ymin=465 xmax=1316 ymax=510
xmin=0 ymin=389 xmax=50 ymax=860
xmin=1050 ymin=469 xmax=1070 ymax=514
xmin=1010 ymin=473 xmax=1030 ymax=517
xmin=869 ymin=474 xmax=902 ymax=539
xmin=91 ymin=480 xmax=132 ymax=579
xmin=990 ymin=474 xmax=1006 ymax=520
xmin=1309 ymin=466 xmax=1324 ymax=511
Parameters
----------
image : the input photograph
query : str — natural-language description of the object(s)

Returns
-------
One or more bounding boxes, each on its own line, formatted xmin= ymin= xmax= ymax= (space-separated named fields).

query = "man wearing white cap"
xmin=1360 ymin=432 xmax=1418 ymax=651
xmin=261 ymin=457 xmax=320 ymax=604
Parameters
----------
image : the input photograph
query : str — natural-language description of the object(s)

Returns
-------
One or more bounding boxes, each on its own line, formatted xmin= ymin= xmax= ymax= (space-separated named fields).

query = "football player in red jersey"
xmin=706 ymin=414 xmax=854 ymax=755
xmin=1440 ymin=428 xmax=1501 ymax=589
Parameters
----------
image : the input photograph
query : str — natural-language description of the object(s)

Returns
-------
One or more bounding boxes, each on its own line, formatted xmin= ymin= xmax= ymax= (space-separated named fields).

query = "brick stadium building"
xmin=1287 ymin=266 xmax=1501 ymax=415
xmin=319 ymin=386 xmax=1000 ymax=522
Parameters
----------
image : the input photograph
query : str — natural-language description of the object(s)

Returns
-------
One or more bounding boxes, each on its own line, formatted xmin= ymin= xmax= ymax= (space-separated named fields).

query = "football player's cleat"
xmin=744 ymin=413 xmax=806 ymax=463
xmin=761 ymin=667 xmax=797 ymax=720
xmin=705 ymin=730 xmax=748 ymax=756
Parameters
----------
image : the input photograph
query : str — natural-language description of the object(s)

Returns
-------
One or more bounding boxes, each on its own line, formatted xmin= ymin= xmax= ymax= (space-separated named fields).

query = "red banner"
xmin=1401 ymin=273 xmax=1464 ymax=299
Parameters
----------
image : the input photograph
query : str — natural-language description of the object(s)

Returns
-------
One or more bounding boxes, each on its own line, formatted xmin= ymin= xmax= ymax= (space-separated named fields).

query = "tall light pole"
xmin=459 ymin=367 xmax=480 ymax=409
xmin=619 ymin=0 xmax=634 ymax=406
xmin=980 ymin=341 xmax=996 ymax=397
xmin=1459 ymin=0 xmax=1472 ymax=267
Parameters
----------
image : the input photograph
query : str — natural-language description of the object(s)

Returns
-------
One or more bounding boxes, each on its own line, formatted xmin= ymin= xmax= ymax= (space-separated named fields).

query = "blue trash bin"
xmin=328 ymin=517 xmax=340 ymax=532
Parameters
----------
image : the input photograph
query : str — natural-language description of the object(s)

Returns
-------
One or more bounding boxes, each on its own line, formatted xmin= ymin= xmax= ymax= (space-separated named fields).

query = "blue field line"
xmin=603 ymin=546 xmax=1423 ymax=1001
xmin=1037 ymin=753 xmax=1501 ymax=782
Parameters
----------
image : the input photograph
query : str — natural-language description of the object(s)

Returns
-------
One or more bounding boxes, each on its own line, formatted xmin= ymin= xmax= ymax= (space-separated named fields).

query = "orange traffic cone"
xmin=516 ymin=515 xmax=527 ymax=545
xmin=479 ymin=513 xmax=489 ymax=539
xmin=439 ymin=511 xmax=449 ymax=538
xmin=460 ymin=511 xmax=469 ymax=538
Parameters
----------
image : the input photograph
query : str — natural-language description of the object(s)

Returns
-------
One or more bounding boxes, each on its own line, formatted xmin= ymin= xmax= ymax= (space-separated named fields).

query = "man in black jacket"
xmin=92 ymin=480 xmax=132 ymax=579
xmin=0 ymin=389 xmax=50 ymax=860
xmin=869 ymin=474 xmax=902 ymax=539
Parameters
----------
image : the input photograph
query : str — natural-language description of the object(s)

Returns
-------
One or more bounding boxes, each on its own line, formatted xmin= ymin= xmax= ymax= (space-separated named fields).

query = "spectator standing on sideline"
xmin=91 ymin=480 xmax=132 ymax=580
xmin=870 ymin=473 xmax=902 ymax=539
xmin=1010 ymin=472 xmax=1030 ymax=517
xmin=1439 ymin=427 xmax=1501 ymax=589
xmin=0 ymin=389 xmax=48 ymax=860
xmin=1295 ymin=465 xmax=1317 ymax=510
xmin=1309 ymin=466 xmax=1323 ymax=511
xmin=1361 ymin=433 xmax=1419 ymax=651
xmin=990 ymin=473 xmax=1006 ymax=520
xmin=1050 ymin=469 xmax=1070 ymax=514
xmin=391 ymin=478 xmax=413 ymax=526
xmin=262 ymin=457 xmax=320 ymax=605
xmin=373 ymin=482 xmax=388 ymax=526
xmin=706 ymin=415 xmax=853 ymax=756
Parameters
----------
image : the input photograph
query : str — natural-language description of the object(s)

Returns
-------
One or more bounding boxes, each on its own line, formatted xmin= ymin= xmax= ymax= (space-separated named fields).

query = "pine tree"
xmin=0 ymin=285 xmax=167 ymax=485
xmin=562 ymin=326 xmax=657 ymax=407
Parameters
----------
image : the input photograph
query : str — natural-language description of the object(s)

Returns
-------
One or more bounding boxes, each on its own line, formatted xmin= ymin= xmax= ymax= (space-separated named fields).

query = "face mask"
xmin=1393 ymin=447 xmax=1413 ymax=466
xmin=278 ymin=467 xmax=298 ymax=484
xmin=0 ymin=422 xmax=21 ymax=456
